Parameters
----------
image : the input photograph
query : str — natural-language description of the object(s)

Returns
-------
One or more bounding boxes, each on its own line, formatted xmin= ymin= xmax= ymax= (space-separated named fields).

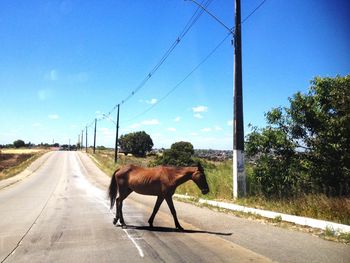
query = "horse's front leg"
xmin=148 ymin=195 xmax=164 ymax=227
xmin=165 ymin=196 xmax=184 ymax=231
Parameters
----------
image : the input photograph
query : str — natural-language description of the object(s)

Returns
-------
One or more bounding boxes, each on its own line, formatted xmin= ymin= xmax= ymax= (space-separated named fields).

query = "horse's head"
xmin=192 ymin=162 xmax=209 ymax=195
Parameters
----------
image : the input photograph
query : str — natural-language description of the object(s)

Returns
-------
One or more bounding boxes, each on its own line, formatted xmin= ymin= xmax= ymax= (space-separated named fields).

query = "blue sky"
xmin=0 ymin=0 xmax=349 ymax=150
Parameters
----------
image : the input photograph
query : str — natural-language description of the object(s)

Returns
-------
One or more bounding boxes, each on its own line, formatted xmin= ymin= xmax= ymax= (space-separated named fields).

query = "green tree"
xmin=246 ymin=75 xmax=350 ymax=197
xmin=154 ymin=141 xmax=195 ymax=167
xmin=13 ymin=139 xmax=25 ymax=148
xmin=119 ymin=131 xmax=153 ymax=157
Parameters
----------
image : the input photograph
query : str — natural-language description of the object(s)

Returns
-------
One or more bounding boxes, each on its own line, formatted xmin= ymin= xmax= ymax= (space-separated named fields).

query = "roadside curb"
xmin=174 ymin=194 xmax=350 ymax=234
xmin=0 ymin=151 xmax=52 ymax=191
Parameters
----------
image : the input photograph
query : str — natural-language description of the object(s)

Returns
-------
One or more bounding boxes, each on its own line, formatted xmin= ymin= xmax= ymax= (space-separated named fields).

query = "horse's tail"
xmin=109 ymin=169 xmax=119 ymax=210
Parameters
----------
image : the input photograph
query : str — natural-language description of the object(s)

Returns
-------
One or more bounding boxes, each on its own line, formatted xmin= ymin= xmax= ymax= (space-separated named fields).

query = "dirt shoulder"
xmin=0 ymin=151 xmax=52 ymax=190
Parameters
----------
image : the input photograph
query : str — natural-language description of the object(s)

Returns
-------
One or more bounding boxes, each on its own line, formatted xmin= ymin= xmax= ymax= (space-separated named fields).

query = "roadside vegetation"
xmin=87 ymin=147 xmax=350 ymax=226
xmin=86 ymin=75 xmax=349 ymax=242
xmin=0 ymin=148 xmax=47 ymax=180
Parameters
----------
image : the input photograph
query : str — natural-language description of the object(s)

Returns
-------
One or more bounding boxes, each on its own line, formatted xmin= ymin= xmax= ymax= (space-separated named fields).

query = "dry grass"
xmin=86 ymin=149 xmax=350 ymax=226
xmin=87 ymin=148 xmax=156 ymax=176
xmin=235 ymin=195 xmax=350 ymax=226
xmin=1 ymin=148 xmax=42 ymax=154
xmin=0 ymin=149 xmax=47 ymax=180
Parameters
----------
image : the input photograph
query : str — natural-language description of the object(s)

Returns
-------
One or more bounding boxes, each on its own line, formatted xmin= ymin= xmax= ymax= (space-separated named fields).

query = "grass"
xmin=235 ymin=195 xmax=350 ymax=226
xmin=0 ymin=149 xmax=47 ymax=180
xmin=321 ymin=226 xmax=350 ymax=243
xmin=86 ymin=148 xmax=155 ymax=176
xmin=1 ymin=148 xmax=42 ymax=154
xmin=85 ymin=149 xmax=350 ymax=226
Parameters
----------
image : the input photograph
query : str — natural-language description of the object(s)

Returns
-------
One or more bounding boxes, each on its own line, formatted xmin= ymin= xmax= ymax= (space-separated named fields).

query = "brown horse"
xmin=108 ymin=162 xmax=209 ymax=231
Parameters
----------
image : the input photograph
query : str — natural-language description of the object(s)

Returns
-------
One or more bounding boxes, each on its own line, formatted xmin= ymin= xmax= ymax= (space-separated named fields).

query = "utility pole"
xmin=81 ymin=130 xmax=84 ymax=150
xmin=233 ymin=0 xmax=246 ymax=198
xmin=93 ymin=118 xmax=97 ymax=154
xmin=85 ymin=126 xmax=88 ymax=153
xmin=185 ymin=0 xmax=246 ymax=198
xmin=115 ymin=104 xmax=120 ymax=164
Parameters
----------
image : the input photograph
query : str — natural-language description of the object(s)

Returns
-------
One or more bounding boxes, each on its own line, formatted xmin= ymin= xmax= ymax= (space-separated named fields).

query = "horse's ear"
xmin=197 ymin=161 xmax=204 ymax=172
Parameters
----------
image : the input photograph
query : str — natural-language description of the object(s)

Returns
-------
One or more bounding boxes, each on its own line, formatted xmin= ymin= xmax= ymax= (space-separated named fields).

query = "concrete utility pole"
xmin=102 ymin=107 xmax=120 ymax=164
xmin=233 ymin=0 xmax=246 ymax=198
xmin=81 ymin=130 xmax=84 ymax=150
xmin=115 ymin=105 xmax=120 ymax=164
xmin=186 ymin=0 xmax=246 ymax=198
xmin=93 ymin=118 xmax=97 ymax=154
xmin=85 ymin=126 xmax=88 ymax=153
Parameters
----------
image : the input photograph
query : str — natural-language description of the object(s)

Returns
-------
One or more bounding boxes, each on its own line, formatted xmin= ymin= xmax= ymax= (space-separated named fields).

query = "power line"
xmin=102 ymin=0 xmax=213 ymax=118
xmin=241 ymin=0 xmax=267 ymax=24
xmin=122 ymin=0 xmax=268 ymax=124
xmin=80 ymin=0 xmax=267 ymax=138
xmin=123 ymin=31 xmax=232 ymax=124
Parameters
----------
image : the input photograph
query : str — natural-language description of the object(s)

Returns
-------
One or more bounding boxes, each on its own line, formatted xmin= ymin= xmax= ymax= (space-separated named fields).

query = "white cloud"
xmin=194 ymin=113 xmax=203 ymax=119
xmin=141 ymin=119 xmax=160 ymax=125
xmin=214 ymin=125 xmax=222 ymax=131
xmin=167 ymin=127 xmax=176 ymax=132
xmin=227 ymin=120 xmax=233 ymax=126
xmin=173 ymin=116 xmax=181 ymax=122
xmin=74 ymin=72 xmax=89 ymax=82
xmin=48 ymin=114 xmax=59 ymax=120
xmin=146 ymin=98 xmax=158 ymax=105
xmin=129 ymin=123 xmax=141 ymax=129
xmin=201 ymin=128 xmax=212 ymax=132
xmin=32 ymin=123 xmax=41 ymax=127
xmin=190 ymin=132 xmax=198 ymax=136
xmin=98 ymin=127 xmax=114 ymax=137
xmin=192 ymin=106 xmax=208 ymax=113
xmin=37 ymin=89 xmax=53 ymax=101
xmin=50 ymin=69 xmax=58 ymax=81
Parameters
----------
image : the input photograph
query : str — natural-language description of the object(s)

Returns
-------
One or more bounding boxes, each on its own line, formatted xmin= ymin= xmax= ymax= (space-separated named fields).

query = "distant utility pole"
xmin=186 ymin=0 xmax=246 ymax=198
xmin=102 ymin=105 xmax=120 ymax=164
xmin=85 ymin=126 xmax=88 ymax=153
xmin=81 ymin=130 xmax=84 ymax=150
xmin=115 ymin=104 xmax=120 ymax=164
xmin=233 ymin=0 xmax=246 ymax=198
xmin=93 ymin=118 xmax=97 ymax=154
xmin=78 ymin=134 xmax=80 ymax=149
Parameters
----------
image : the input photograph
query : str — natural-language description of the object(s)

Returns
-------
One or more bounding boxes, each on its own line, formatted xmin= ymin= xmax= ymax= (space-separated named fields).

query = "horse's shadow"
xmin=124 ymin=225 xmax=232 ymax=236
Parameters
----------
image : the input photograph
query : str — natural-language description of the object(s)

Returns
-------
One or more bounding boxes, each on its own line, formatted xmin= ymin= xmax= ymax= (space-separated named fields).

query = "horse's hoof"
xmin=176 ymin=226 xmax=184 ymax=232
xmin=113 ymin=218 xmax=118 ymax=225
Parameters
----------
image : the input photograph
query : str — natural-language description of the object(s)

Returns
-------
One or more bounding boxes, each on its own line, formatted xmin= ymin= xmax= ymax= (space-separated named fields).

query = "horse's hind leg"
xmin=148 ymin=196 xmax=164 ymax=227
xmin=113 ymin=197 xmax=120 ymax=225
xmin=117 ymin=188 xmax=133 ymax=227
xmin=165 ymin=196 xmax=184 ymax=231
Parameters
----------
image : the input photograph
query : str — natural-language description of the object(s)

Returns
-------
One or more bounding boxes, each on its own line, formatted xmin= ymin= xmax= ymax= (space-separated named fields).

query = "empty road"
xmin=0 ymin=151 xmax=349 ymax=262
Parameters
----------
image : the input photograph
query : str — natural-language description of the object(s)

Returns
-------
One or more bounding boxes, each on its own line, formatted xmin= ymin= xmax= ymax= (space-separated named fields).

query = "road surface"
xmin=0 ymin=151 xmax=349 ymax=262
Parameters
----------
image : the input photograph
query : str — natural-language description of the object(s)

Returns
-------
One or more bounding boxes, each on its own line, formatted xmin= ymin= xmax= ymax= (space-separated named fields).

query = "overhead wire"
xmin=122 ymin=0 xmax=268 ymax=124
xmin=102 ymin=0 xmax=213 ymax=118
xmin=80 ymin=0 xmax=267 ymax=135
xmin=86 ymin=0 xmax=212 ymax=130
xmin=123 ymin=31 xmax=232 ymax=124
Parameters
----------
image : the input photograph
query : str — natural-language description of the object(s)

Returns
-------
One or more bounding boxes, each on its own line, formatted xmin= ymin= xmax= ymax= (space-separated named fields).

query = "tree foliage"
xmin=246 ymin=75 xmax=350 ymax=197
xmin=13 ymin=139 xmax=25 ymax=148
xmin=154 ymin=141 xmax=195 ymax=167
xmin=119 ymin=131 xmax=153 ymax=157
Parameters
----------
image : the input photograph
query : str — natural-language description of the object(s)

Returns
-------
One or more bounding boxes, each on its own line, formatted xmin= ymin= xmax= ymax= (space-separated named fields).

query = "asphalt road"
xmin=0 ymin=151 xmax=349 ymax=263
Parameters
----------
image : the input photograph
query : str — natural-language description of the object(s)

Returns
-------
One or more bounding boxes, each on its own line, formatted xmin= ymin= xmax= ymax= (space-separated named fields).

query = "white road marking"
xmin=73 ymin=158 xmax=145 ymax=258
